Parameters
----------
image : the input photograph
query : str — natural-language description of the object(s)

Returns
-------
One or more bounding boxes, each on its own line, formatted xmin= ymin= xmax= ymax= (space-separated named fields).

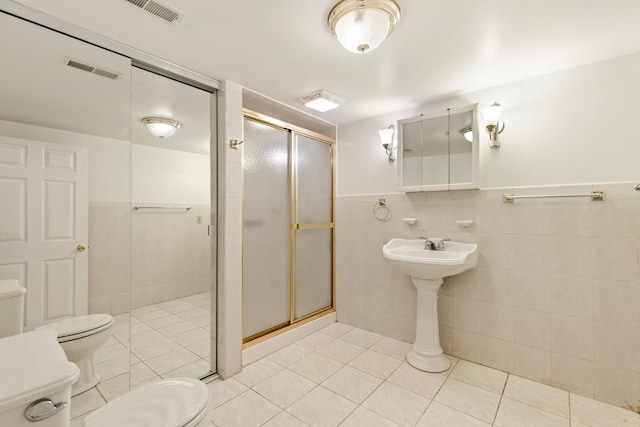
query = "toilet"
xmin=36 ymin=314 xmax=115 ymax=396
xmin=0 ymin=329 xmax=79 ymax=427
xmin=0 ymin=279 xmax=211 ymax=426
xmin=0 ymin=330 xmax=211 ymax=427
xmin=83 ymin=377 xmax=211 ymax=427
xmin=0 ymin=279 xmax=114 ymax=396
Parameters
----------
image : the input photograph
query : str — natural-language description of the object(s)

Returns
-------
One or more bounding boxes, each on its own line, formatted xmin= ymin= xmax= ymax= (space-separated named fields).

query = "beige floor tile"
xmin=571 ymin=393 xmax=640 ymax=427
xmin=504 ymin=374 xmax=569 ymax=418
xmin=289 ymin=352 xmax=344 ymax=384
xmin=296 ymin=331 xmax=335 ymax=351
xmin=268 ymin=343 xmax=312 ymax=367
xmin=434 ymin=378 xmax=501 ymax=423
xmin=417 ymin=401 xmax=490 ymax=427
xmin=263 ymin=411 xmax=310 ymax=426
xmin=450 ymin=359 xmax=508 ymax=394
xmin=341 ymin=406 xmax=401 ymax=426
xmin=70 ymin=388 xmax=106 ymax=418
xmin=362 ymin=382 xmax=430 ymax=426
xmin=387 ymin=362 xmax=447 ymax=399
xmin=317 ymin=339 xmax=366 ymax=364
xmin=339 ymin=328 xmax=383 ymax=348
xmin=207 ymin=377 xmax=248 ymax=409
xmin=321 ymin=322 xmax=354 ymax=337
xmin=96 ymin=373 xmax=129 ymax=402
xmin=144 ymin=347 xmax=199 ymax=375
xmin=234 ymin=357 xmax=284 ymax=388
xmin=370 ymin=336 xmax=412 ymax=360
xmin=495 ymin=397 xmax=569 ymax=427
xmin=211 ymin=390 xmax=280 ymax=427
xmin=349 ymin=349 xmax=403 ymax=379
xmin=287 ymin=386 xmax=357 ymax=427
xmin=161 ymin=358 xmax=210 ymax=379
xmin=253 ymin=369 xmax=316 ymax=408
xmin=322 ymin=365 xmax=383 ymax=404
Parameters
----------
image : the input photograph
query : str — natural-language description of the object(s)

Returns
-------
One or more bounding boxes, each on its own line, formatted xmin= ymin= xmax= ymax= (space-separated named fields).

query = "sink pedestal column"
xmin=407 ymin=277 xmax=450 ymax=372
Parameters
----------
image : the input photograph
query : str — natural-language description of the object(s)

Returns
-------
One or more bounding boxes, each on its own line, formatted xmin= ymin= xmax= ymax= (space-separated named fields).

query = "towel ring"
xmin=373 ymin=198 xmax=391 ymax=221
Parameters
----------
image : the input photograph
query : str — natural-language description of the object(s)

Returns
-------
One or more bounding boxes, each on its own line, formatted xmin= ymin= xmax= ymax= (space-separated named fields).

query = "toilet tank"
xmin=0 ymin=329 xmax=79 ymax=427
xmin=0 ymin=279 xmax=27 ymax=338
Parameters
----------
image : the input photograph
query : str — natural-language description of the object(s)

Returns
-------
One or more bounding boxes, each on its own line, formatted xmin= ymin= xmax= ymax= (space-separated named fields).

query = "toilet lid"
xmin=36 ymin=314 xmax=114 ymax=341
xmin=83 ymin=378 xmax=210 ymax=427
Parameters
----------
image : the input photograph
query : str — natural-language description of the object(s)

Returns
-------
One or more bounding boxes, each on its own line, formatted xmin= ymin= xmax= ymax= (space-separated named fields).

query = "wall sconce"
xmin=142 ymin=117 xmax=181 ymax=139
xmin=379 ymin=125 xmax=396 ymax=161
xmin=482 ymin=102 xmax=505 ymax=148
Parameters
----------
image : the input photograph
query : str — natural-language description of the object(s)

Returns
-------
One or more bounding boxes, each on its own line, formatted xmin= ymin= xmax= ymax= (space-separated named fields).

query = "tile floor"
xmin=70 ymin=292 xmax=212 ymax=425
xmin=71 ymin=319 xmax=640 ymax=426
xmin=208 ymin=322 xmax=640 ymax=427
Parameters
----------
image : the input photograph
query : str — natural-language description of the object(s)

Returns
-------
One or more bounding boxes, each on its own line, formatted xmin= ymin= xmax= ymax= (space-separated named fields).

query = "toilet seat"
xmin=37 ymin=314 xmax=114 ymax=342
xmin=82 ymin=377 xmax=210 ymax=427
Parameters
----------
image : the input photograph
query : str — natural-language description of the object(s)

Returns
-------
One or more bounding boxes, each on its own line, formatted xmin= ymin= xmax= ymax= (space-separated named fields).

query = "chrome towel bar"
xmin=133 ymin=206 xmax=192 ymax=211
xmin=503 ymin=191 xmax=605 ymax=203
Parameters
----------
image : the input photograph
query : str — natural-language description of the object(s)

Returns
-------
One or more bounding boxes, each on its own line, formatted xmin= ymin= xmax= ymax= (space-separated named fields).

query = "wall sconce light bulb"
xmin=379 ymin=125 xmax=396 ymax=161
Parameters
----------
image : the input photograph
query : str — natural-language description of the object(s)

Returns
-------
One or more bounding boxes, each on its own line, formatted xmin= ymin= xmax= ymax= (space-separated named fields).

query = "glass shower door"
xmin=293 ymin=135 xmax=333 ymax=320
xmin=242 ymin=119 xmax=290 ymax=340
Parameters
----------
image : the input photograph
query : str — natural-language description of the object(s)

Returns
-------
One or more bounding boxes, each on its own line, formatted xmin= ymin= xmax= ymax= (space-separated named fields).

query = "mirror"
xmin=0 ymin=11 xmax=216 ymax=412
xmin=0 ymin=9 xmax=133 ymax=399
xmin=398 ymin=104 xmax=479 ymax=191
xmin=129 ymin=67 xmax=214 ymax=386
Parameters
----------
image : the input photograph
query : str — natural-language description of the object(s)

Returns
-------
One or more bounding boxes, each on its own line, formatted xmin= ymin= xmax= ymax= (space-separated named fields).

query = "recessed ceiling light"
xmin=299 ymin=90 xmax=345 ymax=112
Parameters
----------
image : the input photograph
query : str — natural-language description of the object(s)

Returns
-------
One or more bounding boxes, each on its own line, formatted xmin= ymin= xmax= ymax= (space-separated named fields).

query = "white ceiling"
xmin=8 ymin=0 xmax=640 ymax=126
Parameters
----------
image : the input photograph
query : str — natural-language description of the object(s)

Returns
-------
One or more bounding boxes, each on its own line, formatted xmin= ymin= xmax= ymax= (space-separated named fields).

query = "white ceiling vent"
xmin=66 ymin=59 xmax=121 ymax=80
xmin=125 ymin=0 xmax=183 ymax=23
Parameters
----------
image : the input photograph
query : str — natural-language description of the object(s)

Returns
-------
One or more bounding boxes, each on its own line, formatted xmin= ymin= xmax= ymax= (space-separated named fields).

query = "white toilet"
xmin=83 ymin=377 xmax=211 ymax=427
xmin=0 ymin=279 xmax=114 ymax=396
xmin=0 ymin=329 xmax=79 ymax=427
xmin=36 ymin=314 xmax=115 ymax=396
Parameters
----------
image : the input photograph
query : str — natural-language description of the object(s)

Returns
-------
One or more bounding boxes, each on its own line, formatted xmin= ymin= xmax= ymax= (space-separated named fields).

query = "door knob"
xmin=76 ymin=245 xmax=86 ymax=252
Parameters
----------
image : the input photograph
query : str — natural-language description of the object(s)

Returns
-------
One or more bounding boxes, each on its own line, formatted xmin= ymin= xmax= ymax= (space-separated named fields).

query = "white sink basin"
xmin=383 ymin=239 xmax=478 ymax=280
xmin=382 ymin=238 xmax=479 ymax=373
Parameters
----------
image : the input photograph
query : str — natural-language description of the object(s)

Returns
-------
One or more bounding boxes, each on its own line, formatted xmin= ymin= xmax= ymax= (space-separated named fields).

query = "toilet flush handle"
xmin=24 ymin=398 xmax=68 ymax=422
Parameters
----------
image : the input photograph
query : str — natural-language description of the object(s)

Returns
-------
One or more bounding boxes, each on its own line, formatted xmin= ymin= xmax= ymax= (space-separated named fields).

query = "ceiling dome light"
xmin=460 ymin=126 xmax=473 ymax=142
xmin=142 ymin=117 xmax=181 ymax=139
xmin=328 ymin=0 xmax=401 ymax=54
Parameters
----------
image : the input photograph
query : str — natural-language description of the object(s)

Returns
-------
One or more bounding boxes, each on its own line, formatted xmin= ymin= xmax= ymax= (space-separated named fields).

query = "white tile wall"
xmin=87 ymin=201 xmax=211 ymax=314
xmin=335 ymin=183 xmax=640 ymax=410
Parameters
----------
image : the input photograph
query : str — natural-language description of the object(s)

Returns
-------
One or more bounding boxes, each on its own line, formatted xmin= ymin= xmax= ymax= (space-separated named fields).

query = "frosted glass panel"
xmin=296 ymin=135 xmax=332 ymax=224
xmin=294 ymin=228 xmax=332 ymax=320
xmin=242 ymin=119 xmax=290 ymax=339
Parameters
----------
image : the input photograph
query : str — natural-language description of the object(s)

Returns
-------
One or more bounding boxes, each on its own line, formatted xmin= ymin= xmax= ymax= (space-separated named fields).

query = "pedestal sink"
xmin=383 ymin=239 xmax=478 ymax=372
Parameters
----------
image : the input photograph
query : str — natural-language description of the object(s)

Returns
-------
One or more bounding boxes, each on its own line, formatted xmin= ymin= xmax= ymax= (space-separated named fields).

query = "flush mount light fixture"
xmin=328 ymin=0 xmax=401 ymax=54
xmin=141 ymin=117 xmax=181 ymax=139
xmin=460 ymin=126 xmax=473 ymax=142
xmin=482 ymin=102 xmax=505 ymax=148
xmin=379 ymin=125 xmax=396 ymax=161
xmin=299 ymin=90 xmax=345 ymax=112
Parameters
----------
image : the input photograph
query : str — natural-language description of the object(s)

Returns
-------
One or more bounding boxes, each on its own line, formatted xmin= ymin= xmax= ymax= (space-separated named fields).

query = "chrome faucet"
xmin=425 ymin=238 xmax=446 ymax=250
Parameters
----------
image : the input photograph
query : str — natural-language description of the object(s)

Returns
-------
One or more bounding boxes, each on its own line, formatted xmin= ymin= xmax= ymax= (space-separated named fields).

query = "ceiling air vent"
xmin=125 ymin=0 xmax=183 ymax=23
xmin=66 ymin=59 xmax=121 ymax=81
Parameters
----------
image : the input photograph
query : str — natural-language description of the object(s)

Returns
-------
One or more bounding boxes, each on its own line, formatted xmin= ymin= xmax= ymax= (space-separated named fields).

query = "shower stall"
xmin=242 ymin=112 xmax=335 ymax=344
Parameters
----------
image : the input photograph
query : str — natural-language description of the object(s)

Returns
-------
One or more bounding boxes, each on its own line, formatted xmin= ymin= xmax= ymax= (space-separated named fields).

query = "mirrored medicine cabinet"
xmin=398 ymin=104 xmax=479 ymax=192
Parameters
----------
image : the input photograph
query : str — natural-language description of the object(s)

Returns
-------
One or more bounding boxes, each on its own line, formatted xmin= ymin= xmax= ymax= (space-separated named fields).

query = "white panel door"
xmin=0 ymin=135 xmax=88 ymax=330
